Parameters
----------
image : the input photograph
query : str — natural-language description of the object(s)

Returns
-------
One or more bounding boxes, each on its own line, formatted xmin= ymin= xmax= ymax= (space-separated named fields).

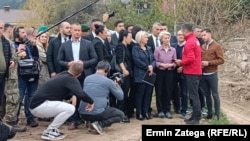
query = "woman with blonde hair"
xmin=154 ymin=31 xmax=176 ymax=119
xmin=132 ymin=31 xmax=156 ymax=120
xmin=36 ymin=27 xmax=50 ymax=87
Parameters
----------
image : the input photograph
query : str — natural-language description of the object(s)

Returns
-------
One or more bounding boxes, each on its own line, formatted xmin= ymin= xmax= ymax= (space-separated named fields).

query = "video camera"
xmin=109 ymin=72 xmax=124 ymax=85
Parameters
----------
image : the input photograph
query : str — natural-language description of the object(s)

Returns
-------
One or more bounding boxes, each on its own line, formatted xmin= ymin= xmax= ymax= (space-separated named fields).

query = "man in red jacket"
xmin=175 ymin=23 xmax=202 ymax=125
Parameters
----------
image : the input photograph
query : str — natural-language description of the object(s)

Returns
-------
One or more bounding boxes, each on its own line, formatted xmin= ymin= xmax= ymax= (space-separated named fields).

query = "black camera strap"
xmin=25 ymin=45 xmax=33 ymax=59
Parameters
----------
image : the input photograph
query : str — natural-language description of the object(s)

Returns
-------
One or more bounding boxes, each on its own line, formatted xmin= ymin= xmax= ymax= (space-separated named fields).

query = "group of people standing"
xmin=0 ymin=13 xmax=224 ymax=140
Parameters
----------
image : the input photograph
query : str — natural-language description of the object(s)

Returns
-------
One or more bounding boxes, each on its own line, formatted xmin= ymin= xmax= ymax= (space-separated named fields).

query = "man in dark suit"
xmin=57 ymin=23 xmax=98 ymax=129
xmin=146 ymin=22 xmax=162 ymax=117
xmin=57 ymin=23 xmax=98 ymax=81
xmin=83 ymin=12 xmax=109 ymax=41
xmin=83 ymin=19 xmax=102 ymax=41
xmin=147 ymin=22 xmax=162 ymax=53
xmin=47 ymin=22 xmax=71 ymax=77
xmin=92 ymin=25 xmax=112 ymax=62
xmin=110 ymin=20 xmax=125 ymax=47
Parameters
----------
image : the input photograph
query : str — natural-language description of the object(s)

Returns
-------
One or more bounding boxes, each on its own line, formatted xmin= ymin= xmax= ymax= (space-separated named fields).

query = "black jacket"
xmin=47 ymin=34 xmax=64 ymax=74
xmin=83 ymin=33 xmax=95 ymax=41
xmin=92 ymin=37 xmax=112 ymax=62
xmin=83 ymin=33 xmax=112 ymax=59
xmin=115 ymin=43 xmax=133 ymax=74
xmin=16 ymin=41 xmax=39 ymax=81
xmin=1 ymin=36 xmax=11 ymax=78
xmin=57 ymin=38 xmax=98 ymax=77
xmin=147 ymin=36 xmax=156 ymax=53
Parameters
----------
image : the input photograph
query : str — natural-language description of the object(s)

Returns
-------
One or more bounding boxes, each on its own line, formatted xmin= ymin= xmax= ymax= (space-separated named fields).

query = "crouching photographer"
xmin=14 ymin=26 xmax=40 ymax=127
xmin=78 ymin=61 xmax=126 ymax=134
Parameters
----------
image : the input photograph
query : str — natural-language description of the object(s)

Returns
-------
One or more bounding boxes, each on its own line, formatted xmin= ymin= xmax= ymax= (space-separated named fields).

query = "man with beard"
xmin=47 ymin=22 xmax=71 ymax=77
xmin=14 ymin=26 xmax=39 ymax=127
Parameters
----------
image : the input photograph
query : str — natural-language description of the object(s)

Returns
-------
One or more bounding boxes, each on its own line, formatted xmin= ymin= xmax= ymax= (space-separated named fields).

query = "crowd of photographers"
xmin=0 ymin=11 xmax=224 ymax=140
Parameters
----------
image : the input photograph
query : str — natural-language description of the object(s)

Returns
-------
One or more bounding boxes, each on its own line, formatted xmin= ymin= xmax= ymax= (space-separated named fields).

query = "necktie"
xmin=155 ymin=37 xmax=159 ymax=47
xmin=64 ymin=38 xmax=67 ymax=42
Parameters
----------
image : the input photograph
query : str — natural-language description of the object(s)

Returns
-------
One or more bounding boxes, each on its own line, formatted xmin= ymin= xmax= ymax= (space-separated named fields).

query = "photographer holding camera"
xmin=78 ymin=61 xmax=125 ymax=134
xmin=14 ymin=26 xmax=40 ymax=127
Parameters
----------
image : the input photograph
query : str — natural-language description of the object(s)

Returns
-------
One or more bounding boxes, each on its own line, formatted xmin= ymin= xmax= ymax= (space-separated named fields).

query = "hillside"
xmin=219 ymin=28 xmax=250 ymax=124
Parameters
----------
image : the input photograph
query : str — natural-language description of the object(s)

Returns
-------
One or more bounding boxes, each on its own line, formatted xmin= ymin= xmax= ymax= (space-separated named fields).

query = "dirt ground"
xmin=9 ymin=30 xmax=250 ymax=141
xmin=8 ymin=90 xmax=250 ymax=141
xmin=9 ymin=103 xmax=209 ymax=141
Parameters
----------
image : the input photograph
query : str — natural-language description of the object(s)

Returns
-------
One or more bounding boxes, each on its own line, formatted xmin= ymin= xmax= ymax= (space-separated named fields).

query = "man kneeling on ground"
xmin=29 ymin=62 xmax=94 ymax=140
xmin=78 ymin=61 xmax=125 ymax=134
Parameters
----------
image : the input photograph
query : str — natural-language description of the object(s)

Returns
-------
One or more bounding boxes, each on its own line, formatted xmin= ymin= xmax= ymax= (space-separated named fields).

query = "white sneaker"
xmin=91 ymin=121 xmax=104 ymax=134
xmin=41 ymin=128 xmax=65 ymax=140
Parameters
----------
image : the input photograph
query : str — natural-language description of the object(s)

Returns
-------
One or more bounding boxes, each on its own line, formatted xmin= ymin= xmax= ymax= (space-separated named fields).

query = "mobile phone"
xmin=108 ymin=11 xmax=115 ymax=18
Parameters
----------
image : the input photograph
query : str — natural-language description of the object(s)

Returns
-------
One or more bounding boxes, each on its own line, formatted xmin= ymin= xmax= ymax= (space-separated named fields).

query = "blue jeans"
xmin=17 ymin=77 xmax=38 ymax=123
xmin=200 ymin=73 xmax=220 ymax=116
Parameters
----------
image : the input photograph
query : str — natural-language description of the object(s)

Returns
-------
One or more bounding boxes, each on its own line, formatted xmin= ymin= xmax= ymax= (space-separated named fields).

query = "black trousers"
xmin=0 ymin=75 xmax=6 ymax=105
xmin=81 ymin=107 xmax=124 ymax=128
xmin=135 ymin=83 xmax=153 ymax=116
xmin=127 ymin=79 xmax=136 ymax=117
xmin=117 ymin=76 xmax=131 ymax=115
xmin=189 ymin=85 xmax=206 ymax=109
xmin=0 ymin=75 xmax=6 ymax=119
xmin=172 ymin=72 xmax=188 ymax=114
xmin=185 ymin=74 xmax=201 ymax=120
xmin=155 ymin=69 xmax=174 ymax=113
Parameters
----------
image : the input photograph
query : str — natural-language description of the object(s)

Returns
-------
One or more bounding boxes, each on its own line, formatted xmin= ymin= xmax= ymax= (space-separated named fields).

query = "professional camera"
xmin=109 ymin=72 xmax=124 ymax=85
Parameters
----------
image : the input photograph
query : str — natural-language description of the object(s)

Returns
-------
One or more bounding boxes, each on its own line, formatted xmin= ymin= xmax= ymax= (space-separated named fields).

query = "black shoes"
xmin=121 ymin=116 xmax=130 ymax=123
xmin=27 ymin=119 xmax=39 ymax=127
xmin=136 ymin=114 xmax=144 ymax=120
xmin=184 ymin=116 xmax=200 ymax=125
xmin=144 ymin=113 xmax=152 ymax=120
xmin=185 ymin=119 xmax=200 ymax=125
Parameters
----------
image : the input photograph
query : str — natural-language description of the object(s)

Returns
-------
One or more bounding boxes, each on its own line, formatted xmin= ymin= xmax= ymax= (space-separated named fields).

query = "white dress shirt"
xmin=152 ymin=35 xmax=161 ymax=48
xmin=71 ymin=38 xmax=81 ymax=61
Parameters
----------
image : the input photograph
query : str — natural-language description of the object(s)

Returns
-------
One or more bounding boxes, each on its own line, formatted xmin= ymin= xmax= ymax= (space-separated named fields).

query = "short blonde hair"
xmin=69 ymin=62 xmax=83 ymax=76
xmin=159 ymin=31 xmax=171 ymax=43
xmin=135 ymin=31 xmax=148 ymax=43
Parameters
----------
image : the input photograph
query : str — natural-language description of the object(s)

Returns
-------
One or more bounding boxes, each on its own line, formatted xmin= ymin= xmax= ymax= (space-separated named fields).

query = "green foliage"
xmin=106 ymin=0 xmax=175 ymax=32
xmin=208 ymin=112 xmax=231 ymax=125
xmin=21 ymin=0 xmax=249 ymax=39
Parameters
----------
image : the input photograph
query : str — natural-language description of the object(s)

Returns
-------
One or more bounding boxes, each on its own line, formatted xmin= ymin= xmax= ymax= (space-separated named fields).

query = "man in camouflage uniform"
xmin=0 ymin=22 xmax=26 ymax=132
